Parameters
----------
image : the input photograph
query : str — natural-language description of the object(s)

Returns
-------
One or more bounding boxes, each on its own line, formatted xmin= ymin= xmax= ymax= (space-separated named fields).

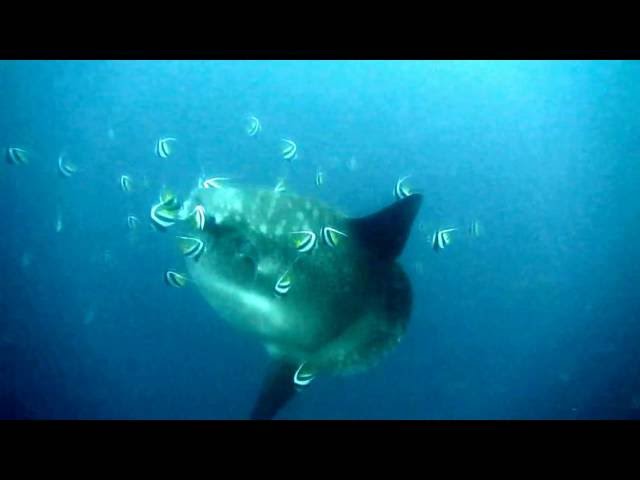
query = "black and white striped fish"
xmin=177 ymin=235 xmax=205 ymax=261
xmin=293 ymin=363 xmax=315 ymax=390
xmin=394 ymin=176 xmax=412 ymax=200
xmin=469 ymin=220 xmax=482 ymax=238
xmin=274 ymin=270 xmax=292 ymax=296
xmin=201 ymin=177 xmax=229 ymax=189
xmin=191 ymin=205 xmax=206 ymax=230
xmin=290 ymin=230 xmax=317 ymax=253
xmin=6 ymin=147 xmax=29 ymax=166
xmin=57 ymin=154 xmax=77 ymax=178
xmin=120 ymin=175 xmax=133 ymax=192
xmin=320 ymin=226 xmax=348 ymax=248
xmin=154 ymin=137 xmax=177 ymax=159
xmin=150 ymin=203 xmax=176 ymax=230
xmin=159 ymin=190 xmax=179 ymax=209
xmin=432 ymin=228 xmax=457 ymax=252
xmin=246 ymin=116 xmax=261 ymax=137
xmin=281 ymin=138 xmax=297 ymax=161
xmin=274 ymin=178 xmax=286 ymax=194
xmin=55 ymin=208 xmax=63 ymax=233
xmin=164 ymin=270 xmax=188 ymax=288
xmin=127 ymin=215 xmax=140 ymax=230
xmin=150 ymin=191 xmax=181 ymax=230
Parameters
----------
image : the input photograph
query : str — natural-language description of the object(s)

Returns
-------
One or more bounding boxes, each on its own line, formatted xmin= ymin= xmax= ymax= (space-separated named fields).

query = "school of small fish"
xmin=4 ymin=115 xmax=483 ymax=335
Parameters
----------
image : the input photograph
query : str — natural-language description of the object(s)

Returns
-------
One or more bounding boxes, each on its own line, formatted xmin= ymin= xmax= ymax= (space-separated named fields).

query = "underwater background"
xmin=1 ymin=60 xmax=639 ymax=419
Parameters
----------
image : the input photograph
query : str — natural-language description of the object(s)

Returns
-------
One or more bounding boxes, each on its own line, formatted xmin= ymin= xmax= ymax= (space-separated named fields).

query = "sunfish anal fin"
xmin=250 ymin=359 xmax=300 ymax=420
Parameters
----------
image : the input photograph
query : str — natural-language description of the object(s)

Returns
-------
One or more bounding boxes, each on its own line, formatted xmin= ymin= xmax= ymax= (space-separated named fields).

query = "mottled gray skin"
xmin=179 ymin=185 xmax=412 ymax=378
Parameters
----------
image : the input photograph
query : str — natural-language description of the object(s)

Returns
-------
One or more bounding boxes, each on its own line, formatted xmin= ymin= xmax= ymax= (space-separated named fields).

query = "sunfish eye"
xmin=231 ymin=235 xmax=251 ymax=253
xmin=228 ymin=234 xmax=259 ymax=263
xmin=236 ymin=254 xmax=259 ymax=283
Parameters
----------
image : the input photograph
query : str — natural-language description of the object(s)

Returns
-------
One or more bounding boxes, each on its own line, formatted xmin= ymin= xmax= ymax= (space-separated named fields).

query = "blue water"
xmin=2 ymin=60 xmax=639 ymax=419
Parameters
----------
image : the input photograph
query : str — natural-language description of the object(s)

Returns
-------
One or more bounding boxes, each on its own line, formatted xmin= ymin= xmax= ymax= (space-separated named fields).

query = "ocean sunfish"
xmin=159 ymin=183 xmax=423 ymax=419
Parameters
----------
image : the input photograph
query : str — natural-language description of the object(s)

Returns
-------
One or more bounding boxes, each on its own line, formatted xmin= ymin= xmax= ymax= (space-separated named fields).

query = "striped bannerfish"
xmin=202 ymin=177 xmax=229 ymax=189
xmin=150 ymin=191 xmax=181 ymax=230
xmin=6 ymin=147 xmax=29 ymax=166
xmin=394 ymin=176 xmax=412 ymax=200
xmin=290 ymin=230 xmax=317 ymax=253
xmin=246 ymin=115 xmax=261 ymax=137
xmin=127 ymin=215 xmax=140 ymax=230
xmin=55 ymin=208 xmax=63 ymax=233
xmin=432 ymin=228 xmax=457 ymax=252
xmin=159 ymin=190 xmax=179 ymax=209
xmin=192 ymin=205 xmax=206 ymax=230
xmin=57 ymin=153 xmax=77 ymax=178
xmin=155 ymin=137 xmax=177 ymax=159
xmin=120 ymin=175 xmax=133 ymax=192
xmin=177 ymin=235 xmax=205 ymax=261
xmin=274 ymin=178 xmax=286 ymax=194
xmin=469 ymin=220 xmax=482 ymax=238
xmin=274 ymin=270 xmax=292 ymax=296
xmin=150 ymin=204 xmax=177 ymax=230
xmin=293 ymin=363 xmax=315 ymax=390
xmin=320 ymin=226 xmax=348 ymax=248
xmin=280 ymin=138 xmax=297 ymax=161
xmin=164 ymin=270 xmax=188 ymax=288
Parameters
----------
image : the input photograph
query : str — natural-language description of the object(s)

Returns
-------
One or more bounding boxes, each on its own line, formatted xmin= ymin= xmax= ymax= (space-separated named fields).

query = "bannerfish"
xmin=394 ymin=176 xmax=413 ymax=200
xmin=246 ymin=116 xmax=262 ymax=137
xmin=155 ymin=137 xmax=177 ymax=159
xmin=6 ymin=147 xmax=29 ymax=166
xmin=120 ymin=175 xmax=133 ymax=193
xmin=469 ymin=220 xmax=482 ymax=238
xmin=58 ymin=153 xmax=77 ymax=178
xmin=432 ymin=228 xmax=457 ymax=252
xmin=127 ymin=215 xmax=140 ymax=230
xmin=280 ymin=139 xmax=297 ymax=162
xmin=164 ymin=270 xmax=188 ymax=288
xmin=274 ymin=178 xmax=287 ymax=194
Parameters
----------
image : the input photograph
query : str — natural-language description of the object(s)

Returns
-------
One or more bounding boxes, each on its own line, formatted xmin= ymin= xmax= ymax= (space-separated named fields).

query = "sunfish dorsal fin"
xmin=348 ymin=194 xmax=423 ymax=261
xmin=250 ymin=359 xmax=300 ymax=420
